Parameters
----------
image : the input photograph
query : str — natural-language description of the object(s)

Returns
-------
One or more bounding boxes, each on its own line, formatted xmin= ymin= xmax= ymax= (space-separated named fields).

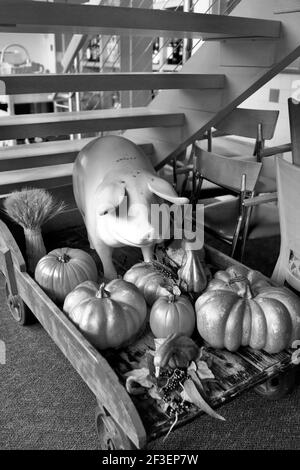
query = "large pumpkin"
xmin=150 ymin=288 xmax=196 ymax=338
xmin=196 ymin=265 xmax=300 ymax=354
xmin=63 ymin=279 xmax=147 ymax=350
xmin=35 ymin=247 xmax=98 ymax=304
xmin=124 ymin=261 xmax=177 ymax=306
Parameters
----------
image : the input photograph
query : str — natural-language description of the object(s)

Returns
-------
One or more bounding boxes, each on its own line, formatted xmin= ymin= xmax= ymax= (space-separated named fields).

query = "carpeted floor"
xmin=1 ymin=234 xmax=300 ymax=450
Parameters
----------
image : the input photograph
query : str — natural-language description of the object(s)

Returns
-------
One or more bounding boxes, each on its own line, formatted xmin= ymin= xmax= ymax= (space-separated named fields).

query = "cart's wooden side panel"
xmin=0 ymin=257 xmax=147 ymax=448
xmin=0 ymin=219 xmax=26 ymax=272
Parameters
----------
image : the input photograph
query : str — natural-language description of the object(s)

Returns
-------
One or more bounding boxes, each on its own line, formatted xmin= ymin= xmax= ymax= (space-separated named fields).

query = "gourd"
xmin=154 ymin=333 xmax=199 ymax=374
xmin=196 ymin=265 xmax=300 ymax=354
xmin=123 ymin=261 xmax=177 ymax=306
xmin=63 ymin=279 xmax=147 ymax=350
xmin=178 ymin=240 xmax=208 ymax=296
xmin=34 ymin=247 xmax=98 ymax=304
xmin=150 ymin=288 xmax=196 ymax=338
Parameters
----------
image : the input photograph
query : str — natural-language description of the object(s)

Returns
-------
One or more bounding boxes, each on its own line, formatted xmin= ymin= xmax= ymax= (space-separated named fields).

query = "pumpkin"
xmin=196 ymin=265 xmax=300 ymax=354
xmin=178 ymin=240 xmax=208 ymax=296
xmin=154 ymin=333 xmax=199 ymax=374
xmin=34 ymin=247 xmax=98 ymax=304
xmin=123 ymin=260 xmax=177 ymax=306
xmin=150 ymin=288 xmax=196 ymax=338
xmin=63 ymin=279 xmax=147 ymax=350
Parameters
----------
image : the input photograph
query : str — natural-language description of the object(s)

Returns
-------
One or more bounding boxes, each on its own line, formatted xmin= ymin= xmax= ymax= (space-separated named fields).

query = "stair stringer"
xmin=124 ymin=0 xmax=300 ymax=170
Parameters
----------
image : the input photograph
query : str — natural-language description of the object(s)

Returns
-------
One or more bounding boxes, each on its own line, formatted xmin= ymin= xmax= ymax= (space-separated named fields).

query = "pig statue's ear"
xmin=148 ymin=176 xmax=189 ymax=205
xmin=97 ymin=181 xmax=126 ymax=216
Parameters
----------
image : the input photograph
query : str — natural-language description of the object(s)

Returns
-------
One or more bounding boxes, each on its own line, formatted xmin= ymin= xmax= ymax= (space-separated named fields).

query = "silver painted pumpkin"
xmin=34 ymin=247 xmax=98 ymax=304
xmin=63 ymin=279 xmax=147 ymax=350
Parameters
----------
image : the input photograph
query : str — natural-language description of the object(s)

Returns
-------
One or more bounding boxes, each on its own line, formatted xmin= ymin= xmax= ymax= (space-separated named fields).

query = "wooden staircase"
xmin=0 ymin=0 xmax=299 ymax=197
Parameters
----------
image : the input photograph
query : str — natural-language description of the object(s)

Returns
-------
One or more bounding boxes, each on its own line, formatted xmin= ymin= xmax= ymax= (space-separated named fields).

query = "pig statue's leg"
xmin=94 ymin=240 xmax=117 ymax=280
xmin=141 ymin=245 xmax=154 ymax=263
xmin=88 ymin=236 xmax=94 ymax=250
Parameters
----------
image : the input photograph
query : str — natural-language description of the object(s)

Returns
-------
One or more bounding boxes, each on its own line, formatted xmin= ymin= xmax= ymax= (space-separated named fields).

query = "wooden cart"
xmin=0 ymin=219 xmax=298 ymax=450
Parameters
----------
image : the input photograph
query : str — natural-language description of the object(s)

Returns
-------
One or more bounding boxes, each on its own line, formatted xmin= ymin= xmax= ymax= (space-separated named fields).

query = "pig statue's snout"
xmin=124 ymin=222 xmax=155 ymax=246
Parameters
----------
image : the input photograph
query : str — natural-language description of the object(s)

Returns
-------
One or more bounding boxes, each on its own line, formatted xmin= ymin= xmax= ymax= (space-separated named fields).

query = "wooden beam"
xmin=0 ymin=73 xmax=226 ymax=95
xmin=0 ymin=1 xmax=281 ymax=38
xmin=0 ymin=107 xmax=185 ymax=140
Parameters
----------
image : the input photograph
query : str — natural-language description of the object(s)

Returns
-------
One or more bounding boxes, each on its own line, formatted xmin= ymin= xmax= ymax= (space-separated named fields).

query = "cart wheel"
xmin=5 ymin=284 xmax=35 ymax=326
xmin=95 ymin=407 xmax=135 ymax=450
xmin=254 ymin=368 xmax=297 ymax=400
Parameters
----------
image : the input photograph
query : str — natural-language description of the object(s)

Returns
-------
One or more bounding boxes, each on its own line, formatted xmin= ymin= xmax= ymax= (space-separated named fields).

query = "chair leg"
xmin=240 ymin=206 xmax=253 ymax=263
xmin=172 ymin=157 xmax=177 ymax=190
xmin=230 ymin=215 xmax=243 ymax=259
xmin=180 ymin=173 xmax=190 ymax=197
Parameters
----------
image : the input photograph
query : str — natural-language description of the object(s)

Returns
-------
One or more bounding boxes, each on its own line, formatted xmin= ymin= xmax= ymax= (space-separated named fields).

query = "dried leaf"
xmin=195 ymin=360 xmax=215 ymax=381
xmin=188 ymin=361 xmax=197 ymax=372
xmin=146 ymin=352 xmax=156 ymax=379
xmin=153 ymin=337 xmax=169 ymax=377
xmin=124 ymin=367 xmax=153 ymax=390
xmin=181 ymin=378 xmax=225 ymax=421
xmin=148 ymin=386 xmax=162 ymax=401
xmin=188 ymin=369 xmax=206 ymax=396
xmin=161 ymin=401 xmax=170 ymax=413
xmin=125 ymin=377 xmax=146 ymax=395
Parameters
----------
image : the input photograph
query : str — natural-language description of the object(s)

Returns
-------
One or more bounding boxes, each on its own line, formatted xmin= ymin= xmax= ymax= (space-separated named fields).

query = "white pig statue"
xmin=73 ymin=135 xmax=188 ymax=280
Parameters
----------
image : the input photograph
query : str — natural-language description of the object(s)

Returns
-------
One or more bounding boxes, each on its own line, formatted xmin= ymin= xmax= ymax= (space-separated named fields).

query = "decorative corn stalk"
xmin=3 ymin=188 xmax=65 ymax=274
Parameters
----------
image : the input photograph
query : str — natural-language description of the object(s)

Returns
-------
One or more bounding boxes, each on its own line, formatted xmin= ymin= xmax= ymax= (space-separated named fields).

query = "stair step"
xmin=0 ymin=108 xmax=185 ymax=141
xmin=0 ymin=1 xmax=281 ymax=39
xmin=0 ymin=139 xmax=154 ymax=171
xmin=0 ymin=73 xmax=226 ymax=95
xmin=0 ymin=163 xmax=73 ymax=194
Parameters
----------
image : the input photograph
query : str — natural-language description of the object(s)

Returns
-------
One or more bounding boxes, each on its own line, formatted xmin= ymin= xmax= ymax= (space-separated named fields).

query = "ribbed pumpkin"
xmin=178 ymin=240 xmax=208 ymax=296
xmin=35 ymin=247 xmax=98 ymax=304
xmin=123 ymin=261 xmax=177 ymax=306
xmin=196 ymin=265 xmax=300 ymax=354
xmin=150 ymin=288 xmax=196 ymax=338
xmin=63 ymin=279 xmax=147 ymax=350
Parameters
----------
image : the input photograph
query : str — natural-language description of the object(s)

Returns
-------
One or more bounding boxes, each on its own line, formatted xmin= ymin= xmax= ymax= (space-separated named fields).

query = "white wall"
xmin=241 ymin=72 xmax=300 ymax=146
xmin=0 ymin=33 xmax=56 ymax=73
